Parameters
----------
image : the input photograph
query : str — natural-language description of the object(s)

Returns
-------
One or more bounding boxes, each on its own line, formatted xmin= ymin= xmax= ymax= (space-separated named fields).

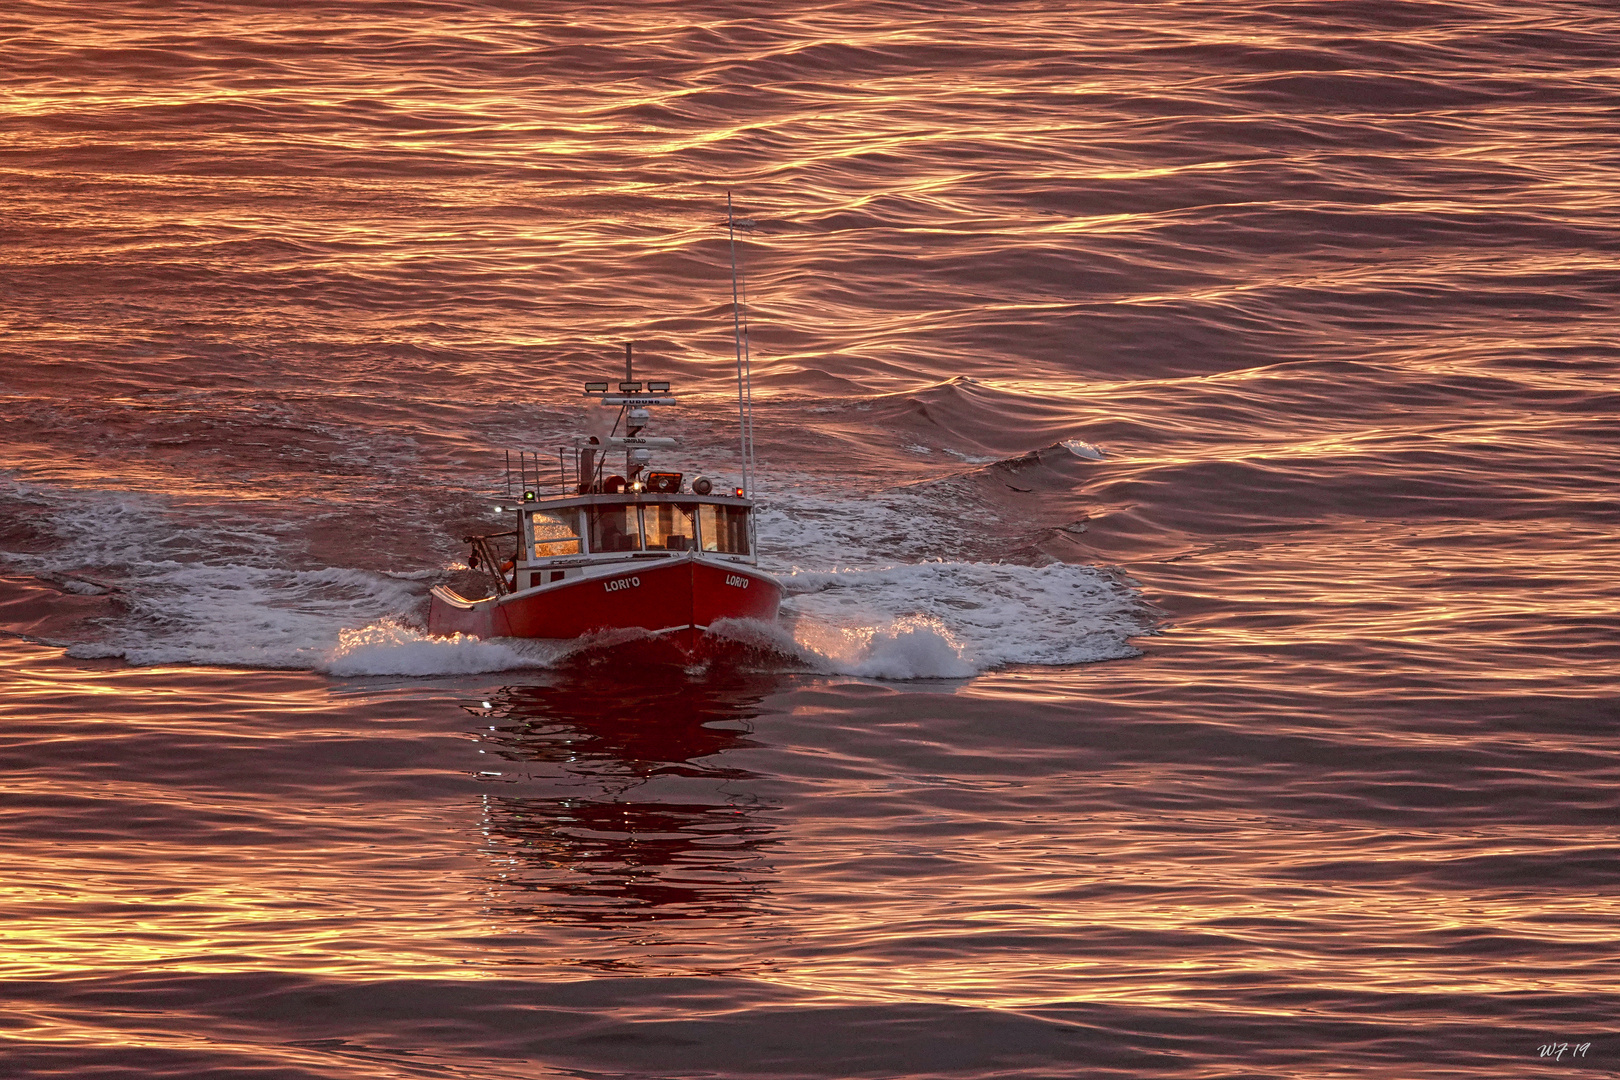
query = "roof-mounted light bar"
xmin=582 ymin=379 xmax=675 ymax=404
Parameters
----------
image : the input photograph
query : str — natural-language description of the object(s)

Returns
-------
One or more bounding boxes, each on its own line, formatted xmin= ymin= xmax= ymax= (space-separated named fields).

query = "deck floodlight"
xmin=646 ymin=471 xmax=682 ymax=494
xmin=646 ymin=380 xmax=670 ymax=393
xmin=619 ymin=380 xmax=642 ymax=393
xmin=584 ymin=381 xmax=609 ymax=393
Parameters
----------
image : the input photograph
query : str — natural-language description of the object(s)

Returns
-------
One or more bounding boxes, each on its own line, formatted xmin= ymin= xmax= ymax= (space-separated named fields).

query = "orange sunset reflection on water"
xmin=3 ymin=0 xmax=1619 ymax=1075
xmin=3 ymin=640 xmax=1615 ymax=1020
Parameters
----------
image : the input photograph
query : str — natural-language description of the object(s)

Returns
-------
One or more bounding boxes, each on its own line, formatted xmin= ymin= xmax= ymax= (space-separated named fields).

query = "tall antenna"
xmin=738 ymin=224 xmax=756 ymax=496
xmin=726 ymin=192 xmax=753 ymax=497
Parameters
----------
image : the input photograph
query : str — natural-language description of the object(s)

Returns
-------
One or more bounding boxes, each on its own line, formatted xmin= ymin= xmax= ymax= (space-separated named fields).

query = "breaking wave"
xmin=322 ymin=619 xmax=561 ymax=677
xmin=782 ymin=560 xmax=1152 ymax=674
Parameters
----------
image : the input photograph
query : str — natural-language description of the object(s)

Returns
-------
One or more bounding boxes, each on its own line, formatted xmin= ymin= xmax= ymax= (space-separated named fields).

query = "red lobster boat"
xmin=428 ymin=364 xmax=781 ymax=657
xmin=431 ymin=198 xmax=777 ymax=658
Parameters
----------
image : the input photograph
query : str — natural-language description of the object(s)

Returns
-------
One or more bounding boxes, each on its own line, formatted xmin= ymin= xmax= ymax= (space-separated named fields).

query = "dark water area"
xmin=3 ymin=1 xmax=1618 ymax=1076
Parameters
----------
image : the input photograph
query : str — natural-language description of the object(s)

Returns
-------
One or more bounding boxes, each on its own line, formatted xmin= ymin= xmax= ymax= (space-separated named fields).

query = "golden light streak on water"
xmin=2 ymin=1 xmax=1617 ymax=1075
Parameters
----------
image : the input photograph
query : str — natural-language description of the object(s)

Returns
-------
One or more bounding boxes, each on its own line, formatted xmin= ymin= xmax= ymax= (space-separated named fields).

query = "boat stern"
xmin=427 ymin=585 xmax=504 ymax=638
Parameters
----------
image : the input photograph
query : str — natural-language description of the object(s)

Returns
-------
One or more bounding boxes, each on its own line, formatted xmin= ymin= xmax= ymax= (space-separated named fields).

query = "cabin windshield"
xmin=529 ymin=510 xmax=581 ymax=559
xmin=699 ymin=503 xmax=750 ymax=555
xmin=587 ymin=504 xmax=642 ymax=553
xmin=642 ymin=503 xmax=696 ymax=551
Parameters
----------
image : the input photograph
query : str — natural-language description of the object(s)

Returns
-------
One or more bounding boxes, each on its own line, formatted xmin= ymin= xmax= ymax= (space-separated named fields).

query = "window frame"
xmin=584 ymin=503 xmax=644 ymax=554
xmin=698 ymin=502 xmax=751 ymax=555
xmin=640 ymin=501 xmax=698 ymax=552
xmin=527 ymin=508 xmax=582 ymax=560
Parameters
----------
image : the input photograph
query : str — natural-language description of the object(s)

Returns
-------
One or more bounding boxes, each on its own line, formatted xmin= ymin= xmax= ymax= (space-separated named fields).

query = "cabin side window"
xmin=699 ymin=504 xmax=750 ymax=555
xmin=642 ymin=503 xmax=696 ymax=551
xmin=587 ymin=504 xmax=642 ymax=553
xmin=529 ymin=510 xmax=581 ymax=559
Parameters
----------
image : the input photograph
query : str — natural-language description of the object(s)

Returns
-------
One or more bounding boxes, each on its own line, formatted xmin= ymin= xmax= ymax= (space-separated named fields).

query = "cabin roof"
xmin=509 ymin=492 xmax=754 ymax=511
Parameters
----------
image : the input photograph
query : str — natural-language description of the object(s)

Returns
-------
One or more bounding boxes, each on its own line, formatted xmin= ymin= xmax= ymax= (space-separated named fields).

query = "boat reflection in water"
xmin=465 ymin=674 xmax=784 ymax=930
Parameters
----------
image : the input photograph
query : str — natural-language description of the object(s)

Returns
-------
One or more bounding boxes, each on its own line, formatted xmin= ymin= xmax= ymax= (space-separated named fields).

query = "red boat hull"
xmin=427 ymin=555 xmax=781 ymax=657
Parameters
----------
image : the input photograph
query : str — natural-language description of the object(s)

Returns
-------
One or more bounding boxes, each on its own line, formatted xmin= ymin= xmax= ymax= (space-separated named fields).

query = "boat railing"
xmin=505 ymin=449 xmax=578 ymax=500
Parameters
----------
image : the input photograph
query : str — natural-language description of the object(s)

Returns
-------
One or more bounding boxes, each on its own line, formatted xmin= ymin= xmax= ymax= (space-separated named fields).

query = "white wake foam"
xmin=6 ymin=483 xmax=440 ymax=669
xmin=754 ymin=486 xmax=992 ymax=569
xmin=705 ymin=614 xmax=977 ymax=679
xmin=792 ymin=614 xmax=977 ymax=679
xmin=322 ymin=619 xmax=564 ymax=677
xmin=781 ymin=560 xmax=1150 ymax=673
xmin=7 ymin=477 xmax=1154 ymax=679
xmin=58 ymin=563 xmax=433 ymax=669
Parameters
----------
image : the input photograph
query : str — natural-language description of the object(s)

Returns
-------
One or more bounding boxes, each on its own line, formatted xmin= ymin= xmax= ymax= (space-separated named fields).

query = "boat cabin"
xmin=523 ymin=492 xmax=752 ymax=560
xmin=453 ymin=364 xmax=762 ymax=600
xmin=482 ymin=491 xmax=754 ymax=594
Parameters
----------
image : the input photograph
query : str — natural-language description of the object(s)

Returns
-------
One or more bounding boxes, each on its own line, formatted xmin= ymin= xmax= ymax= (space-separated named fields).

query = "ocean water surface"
xmin=2 ymin=1 xmax=1618 ymax=1076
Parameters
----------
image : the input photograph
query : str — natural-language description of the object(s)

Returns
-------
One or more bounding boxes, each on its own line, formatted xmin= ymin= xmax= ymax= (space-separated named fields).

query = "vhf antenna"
xmin=727 ymin=192 xmax=755 ymax=498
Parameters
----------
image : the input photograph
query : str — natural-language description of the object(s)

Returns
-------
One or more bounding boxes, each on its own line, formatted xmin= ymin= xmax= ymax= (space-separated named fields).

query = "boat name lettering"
xmin=603 ymin=576 xmax=641 ymax=593
xmin=725 ymin=574 xmax=750 ymax=589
